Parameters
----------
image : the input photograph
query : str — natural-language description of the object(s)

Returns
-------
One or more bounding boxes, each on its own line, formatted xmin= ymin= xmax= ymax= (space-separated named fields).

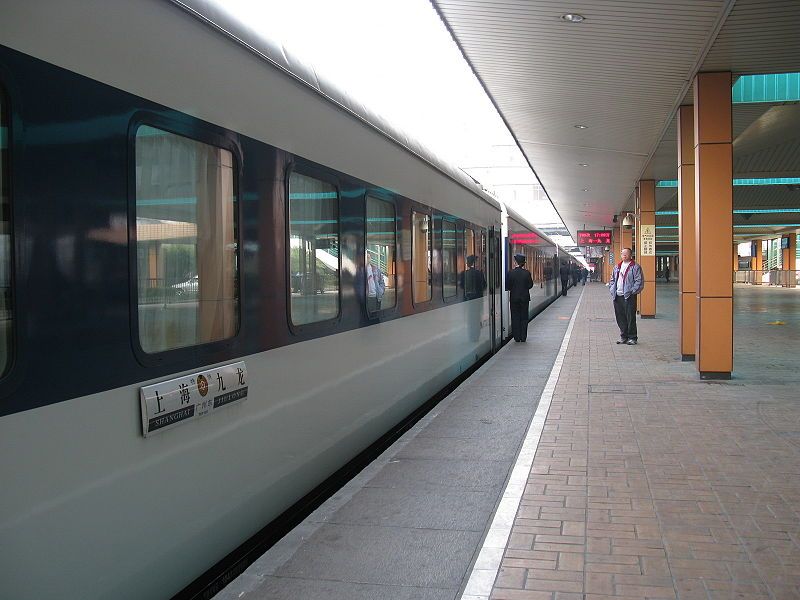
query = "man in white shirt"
xmin=366 ymin=253 xmax=386 ymax=314
xmin=608 ymin=247 xmax=644 ymax=345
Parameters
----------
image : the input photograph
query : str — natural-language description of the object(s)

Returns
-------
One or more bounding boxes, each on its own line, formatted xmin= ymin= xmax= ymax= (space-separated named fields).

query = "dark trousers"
xmin=613 ymin=294 xmax=638 ymax=340
xmin=366 ymin=296 xmax=381 ymax=314
xmin=510 ymin=300 xmax=529 ymax=341
xmin=560 ymin=278 xmax=568 ymax=296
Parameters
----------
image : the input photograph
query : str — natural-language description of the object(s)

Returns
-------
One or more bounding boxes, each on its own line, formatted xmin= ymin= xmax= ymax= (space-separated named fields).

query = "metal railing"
xmin=734 ymin=270 xmax=800 ymax=286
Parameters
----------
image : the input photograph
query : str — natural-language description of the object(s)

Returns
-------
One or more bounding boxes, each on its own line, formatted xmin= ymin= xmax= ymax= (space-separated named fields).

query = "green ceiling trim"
xmin=732 ymin=73 xmax=800 ymax=104
xmin=656 ymin=177 xmax=800 ymax=188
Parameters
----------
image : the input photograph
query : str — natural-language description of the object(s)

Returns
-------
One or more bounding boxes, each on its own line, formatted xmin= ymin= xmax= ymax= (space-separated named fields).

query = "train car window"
xmin=411 ymin=211 xmax=432 ymax=303
xmin=442 ymin=219 xmax=457 ymax=298
xmin=366 ymin=196 xmax=396 ymax=313
xmin=134 ymin=126 xmax=239 ymax=354
xmin=0 ymin=94 xmax=11 ymax=374
xmin=288 ymin=172 xmax=340 ymax=325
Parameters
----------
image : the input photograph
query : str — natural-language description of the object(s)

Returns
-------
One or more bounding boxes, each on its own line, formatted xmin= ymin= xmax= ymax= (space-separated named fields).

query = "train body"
xmin=0 ymin=2 xmax=579 ymax=598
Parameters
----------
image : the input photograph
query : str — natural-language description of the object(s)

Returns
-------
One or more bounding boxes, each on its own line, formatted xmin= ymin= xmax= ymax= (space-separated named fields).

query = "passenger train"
xmin=0 ymin=2 xmax=580 ymax=598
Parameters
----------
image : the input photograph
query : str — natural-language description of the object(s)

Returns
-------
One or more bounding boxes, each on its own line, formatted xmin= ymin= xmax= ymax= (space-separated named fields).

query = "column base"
xmin=700 ymin=371 xmax=732 ymax=380
xmin=641 ymin=315 xmax=655 ymax=319
xmin=681 ymin=354 xmax=695 ymax=362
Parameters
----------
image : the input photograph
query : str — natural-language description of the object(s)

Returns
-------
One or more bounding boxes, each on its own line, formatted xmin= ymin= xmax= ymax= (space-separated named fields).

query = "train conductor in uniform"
xmin=506 ymin=253 xmax=534 ymax=342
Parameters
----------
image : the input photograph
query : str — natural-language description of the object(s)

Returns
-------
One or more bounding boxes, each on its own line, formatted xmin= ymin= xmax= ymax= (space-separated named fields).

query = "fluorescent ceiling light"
xmin=561 ymin=13 xmax=586 ymax=23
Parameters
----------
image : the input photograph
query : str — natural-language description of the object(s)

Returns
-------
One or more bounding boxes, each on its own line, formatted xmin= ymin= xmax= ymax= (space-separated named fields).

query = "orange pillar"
xmin=694 ymin=72 xmax=733 ymax=379
xmin=638 ymin=180 xmax=656 ymax=317
xmin=785 ymin=234 xmax=797 ymax=288
xmin=733 ymin=242 xmax=738 ymax=272
xmin=752 ymin=239 xmax=763 ymax=284
xmin=613 ymin=229 xmax=620 ymax=271
xmin=677 ymin=105 xmax=696 ymax=361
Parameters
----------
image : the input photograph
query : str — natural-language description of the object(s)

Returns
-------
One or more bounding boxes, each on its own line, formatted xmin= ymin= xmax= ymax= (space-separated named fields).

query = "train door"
xmin=488 ymin=226 xmax=503 ymax=351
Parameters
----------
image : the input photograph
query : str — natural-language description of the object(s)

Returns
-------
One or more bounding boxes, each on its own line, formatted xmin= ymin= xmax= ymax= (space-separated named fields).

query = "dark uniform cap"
xmin=514 ymin=253 xmax=526 ymax=263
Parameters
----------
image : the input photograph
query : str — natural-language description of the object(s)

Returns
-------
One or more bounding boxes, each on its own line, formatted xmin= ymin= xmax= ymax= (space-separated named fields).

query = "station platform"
xmin=220 ymin=283 xmax=799 ymax=600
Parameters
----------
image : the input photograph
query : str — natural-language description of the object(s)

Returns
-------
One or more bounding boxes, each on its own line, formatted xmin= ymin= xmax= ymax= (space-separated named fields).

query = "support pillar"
xmin=752 ymin=239 xmax=763 ymax=284
xmin=784 ymin=234 xmax=796 ymax=288
xmin=694 ymin=72 xmax=733 ymax=379
xmin=733 ymin=242 xmax=738 ymax=272
xmin=677 ymin=105 xmax=696 ymax=361
xmin=638 ymin=180 xmax=656 ymax=317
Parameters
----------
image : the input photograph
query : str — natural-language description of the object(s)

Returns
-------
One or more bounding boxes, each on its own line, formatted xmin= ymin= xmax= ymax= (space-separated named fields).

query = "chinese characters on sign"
xmin=140 ymin=361 xmax=248 ymax=437
xmin=576 ymin=230 xmax=612 ymax=246
xmin=640 ymin=224 xmax=656 ymax=256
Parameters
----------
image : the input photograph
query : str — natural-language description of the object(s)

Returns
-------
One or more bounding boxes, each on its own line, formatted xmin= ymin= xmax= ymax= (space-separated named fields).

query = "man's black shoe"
xmin=616 ymin=339 xmax=627 ymax=344
xmin=626 ymin=339 xmax=637 ymax=345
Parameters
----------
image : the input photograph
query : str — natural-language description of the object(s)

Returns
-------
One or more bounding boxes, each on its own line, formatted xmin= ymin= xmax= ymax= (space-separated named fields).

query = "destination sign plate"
xmin=140 ymin=361 xmax=248 ymax=437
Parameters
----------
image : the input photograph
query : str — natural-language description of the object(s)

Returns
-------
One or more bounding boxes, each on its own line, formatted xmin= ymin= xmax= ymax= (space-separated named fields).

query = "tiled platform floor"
xmin=491 ymin=283 xmax=800 ymax=600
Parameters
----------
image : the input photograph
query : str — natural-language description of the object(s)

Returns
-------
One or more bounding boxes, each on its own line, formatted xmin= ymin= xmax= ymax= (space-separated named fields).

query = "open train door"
xmin=488 ymin=225 xmax=503 ymax=351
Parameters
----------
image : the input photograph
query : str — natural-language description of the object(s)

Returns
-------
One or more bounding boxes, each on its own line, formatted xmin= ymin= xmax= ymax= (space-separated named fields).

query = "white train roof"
xmin=170 ymin=0 xmax=501 ymax=212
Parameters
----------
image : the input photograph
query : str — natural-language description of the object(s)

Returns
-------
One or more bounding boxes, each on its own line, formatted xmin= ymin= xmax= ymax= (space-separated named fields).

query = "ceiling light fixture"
xmin=574 ymin=124 xmax=588 ymax=129
xmin=579 ymin=163 xmax=589 ymax=167
xmin=582 ymin=188 xmax=589 ymax=192
xmin=561 ymin=13 xmax=585 ymax=23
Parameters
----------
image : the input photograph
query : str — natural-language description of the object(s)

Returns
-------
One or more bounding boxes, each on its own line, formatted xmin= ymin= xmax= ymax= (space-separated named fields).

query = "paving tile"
xmin=491 ymin=284 xmax=800 ymax=600
xmin=275 ymin=524 xmax=480 ymax=587
xmin=320 ymin=486 xmax=496 ymax=531
xmin=232 ymin=577 xmax=456 ymax=600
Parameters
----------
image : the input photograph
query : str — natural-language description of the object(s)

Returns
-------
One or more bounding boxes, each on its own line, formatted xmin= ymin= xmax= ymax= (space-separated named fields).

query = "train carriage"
xmin=0 ymin=2 xmax=575 ymax=598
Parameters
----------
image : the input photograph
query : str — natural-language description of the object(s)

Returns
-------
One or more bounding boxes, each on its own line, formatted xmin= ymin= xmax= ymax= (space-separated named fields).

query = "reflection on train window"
xmin=442 ymin=219 xmax=457 ymax=298
xmin=465 ymin=227 xmax=475 ymax=259
xmin=134 ymin=126 xmax=239 ymax=353
xmin=366 ymin=196 xmax=396 ymax=312
xmin=289 ymin=172 xmax=340 ymax=325
xmin=412 ymin=211 xmax=432 ymax=303
xmin=0 ymin=93 xmax=11 ymax=374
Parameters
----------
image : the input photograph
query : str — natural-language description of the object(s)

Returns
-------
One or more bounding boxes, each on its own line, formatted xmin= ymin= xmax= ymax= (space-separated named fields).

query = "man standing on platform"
xmin=559 ymin=261 xmax=570 ymax=296
xmin=506 ymin=253 xmax=533 ymax=342
xmin=609 ymin=247 xmax=644 ymax=345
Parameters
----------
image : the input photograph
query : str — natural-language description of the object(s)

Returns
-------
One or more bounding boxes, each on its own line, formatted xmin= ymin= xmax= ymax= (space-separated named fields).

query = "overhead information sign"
xmin=640 ymin=224 xmax=656 ymax=256
xmin=140 ymin=361 xmax=248 ymax=437
xmin=577 ymin=230 xmax=612 ymax=246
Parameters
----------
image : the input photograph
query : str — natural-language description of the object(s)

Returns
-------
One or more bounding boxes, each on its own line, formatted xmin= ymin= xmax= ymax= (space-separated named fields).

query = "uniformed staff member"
xmin=505 ymin=253 xmax=534 ymax=342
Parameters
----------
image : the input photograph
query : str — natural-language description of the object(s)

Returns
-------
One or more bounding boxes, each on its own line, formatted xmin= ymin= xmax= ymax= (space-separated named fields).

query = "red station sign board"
xmin=576 ymin=230 xmax=612 ymax=246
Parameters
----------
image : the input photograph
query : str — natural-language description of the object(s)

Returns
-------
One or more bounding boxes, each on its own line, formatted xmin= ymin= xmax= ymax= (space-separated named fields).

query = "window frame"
xmin=364 ymin=192 xmax=399 ymax=317
xmin=127 ymin=112 xmax=244 ymax=367
xmin=410 ymin=205 xmax=433 ymax=307
xmin=284 ymin=160 xmax=343 ymax=334
xmin=0 ymin=83 xmax=17 ymax=385
xmin=440 ymin=216 xmax=458 ymax=301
